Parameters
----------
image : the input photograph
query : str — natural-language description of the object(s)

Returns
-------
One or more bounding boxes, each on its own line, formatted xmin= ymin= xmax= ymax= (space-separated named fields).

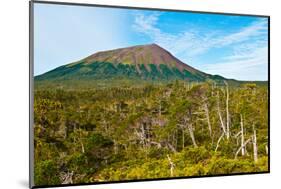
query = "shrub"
xmin=182 ymin=146 xmax=211 ymax=164
xmin=206 ymin=157 xmax=255 ymax=174
xmin=35 ymin=160 xmax=60 ymax=185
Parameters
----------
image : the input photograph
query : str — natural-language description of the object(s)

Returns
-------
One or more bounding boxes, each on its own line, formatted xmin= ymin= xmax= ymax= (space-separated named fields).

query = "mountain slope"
xmin=35 ymin=44 xmax=226 ymax=83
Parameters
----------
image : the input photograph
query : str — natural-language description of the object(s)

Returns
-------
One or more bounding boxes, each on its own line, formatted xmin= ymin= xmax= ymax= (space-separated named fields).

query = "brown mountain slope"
xmin=35 ymin=43 xmax=232 ymax=84
xmin=82 ymin=43 xmax=204 ymax=74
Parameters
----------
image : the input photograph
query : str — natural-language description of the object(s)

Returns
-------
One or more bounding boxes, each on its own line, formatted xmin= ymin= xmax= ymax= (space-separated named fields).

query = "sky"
xmin=34 ymin=3 xmax=268 ymax=81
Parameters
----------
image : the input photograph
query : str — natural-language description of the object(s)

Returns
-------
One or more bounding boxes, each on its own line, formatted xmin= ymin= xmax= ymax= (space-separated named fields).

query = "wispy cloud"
xmin=201 ymin=29 xmax=268 ymax=80
xmin=132 ymin=13 xmax=268 ymax=80
xmin=133 ymin=13 xmax=267 ymax=56
xmin=201 ymin=46 xmax=268 ymax=80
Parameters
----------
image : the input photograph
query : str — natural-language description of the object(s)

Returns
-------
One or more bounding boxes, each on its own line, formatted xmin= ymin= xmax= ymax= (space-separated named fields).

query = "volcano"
xmin=35 ymin=44 xmax=226 ymax=82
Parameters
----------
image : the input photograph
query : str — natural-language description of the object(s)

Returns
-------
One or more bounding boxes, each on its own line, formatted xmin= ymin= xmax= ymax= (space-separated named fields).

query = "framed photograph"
xmin=30 ymin=1 xmax=270 ymax=188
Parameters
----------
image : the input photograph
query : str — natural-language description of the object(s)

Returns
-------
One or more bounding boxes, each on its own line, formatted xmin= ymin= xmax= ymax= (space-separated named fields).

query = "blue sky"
xmin=34 ymin=3 xmax=268 ymax=80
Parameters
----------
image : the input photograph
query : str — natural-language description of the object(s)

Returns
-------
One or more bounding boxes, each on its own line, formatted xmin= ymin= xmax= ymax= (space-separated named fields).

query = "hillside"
xmin=35 ymin=44 xmax=227 ymax=83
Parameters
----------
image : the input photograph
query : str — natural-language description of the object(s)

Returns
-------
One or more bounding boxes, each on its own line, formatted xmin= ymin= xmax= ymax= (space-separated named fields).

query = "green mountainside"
xmin=35 ymin=44 xmax=227 ymax=83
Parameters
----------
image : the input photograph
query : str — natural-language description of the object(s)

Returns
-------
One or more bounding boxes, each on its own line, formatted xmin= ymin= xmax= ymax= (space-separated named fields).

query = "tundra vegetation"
xmin=34 ymin=81 xmax=268 ymax=186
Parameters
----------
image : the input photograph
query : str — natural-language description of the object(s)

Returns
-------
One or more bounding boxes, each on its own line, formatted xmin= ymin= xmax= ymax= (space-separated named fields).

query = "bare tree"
xmin=215 ymin=132 xmax=225 ymax=152
xmin=235 ymin=138 xmax=251 ymax=159
xmin=203 ymin=101 xmax=212 ymax=137
xmin=60 ymin=171 xmax=74 ymax=184
xmin=217 ymin=92 xmax=226 ymax=135
xmin=167 ymin=155 xmax=175 ymax=177
xmin=179 ymin=116 xmax=198 ymax=148
xmin=240 ymin=114 xmax=245 ymax=156
xmin=150 ymin=141 xmax=162 ymax=148
xmin=252 ymin=124 xmax=258 ymax=163
xmin=234 ymin=115 xmax=254 ymax=159
xmin=77 ymin=128 xmax=85 ymax=154
xmin=196 ymin=93 xmax=213 ymax=142
xmin=159 ymin=99 xmax=162 ymax=116
xmin=224 ymin=81 xmax=230 ymax=139
xmin=187 ymin=123 xmax=198 ymax=148
xmin=167 ymin=142 xmax=177 ymax=153
xmin=135 ymin=123 xmax=147 ymax=148
xmin=177 ymin=124 xmax=185 ymax=149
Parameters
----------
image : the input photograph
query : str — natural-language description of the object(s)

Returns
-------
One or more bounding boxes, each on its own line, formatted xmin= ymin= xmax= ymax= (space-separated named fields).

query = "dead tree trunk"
xmin=217 ymin=92 xmax=226 ymax=135
xmin=224 ymin=81 xmax=230 ymax=139
xmin=187 ymin=123 xmax=198 ymax=148
xmin=184 ymin=108 xmax=198 ymax=148
xmin=141 ymin=123 xmax=146 ymax=147
xmin=203 ymin=102 xmax=212 ymax=137
xmin=113 ymin=139 xmax=118 ymax=154
xmin=150 ymin=141 xmax=162 ymax=148
xmin=77 ymin=128 xmax=85 ymax=154
xmin=235 ymin=138 xmax=251 ymax=159
xmin=240 ymin=114 xmax=245 ymax=156
xmin=61 ymin=171 xmax=74 ymax=185
xmin=175 ymin=129 xmax=178 ymax=150
xmin=80 ymin=140 xmax=85 ymax=154
xmin=167 ymin=142 xmax=177 ymax=153
xmin=215 ymin=132 xmax=224 ymax=152
xmin=182 ymin=128 xmax=185 ymax=149
xmin=135 ymin=123 xmax=147 ymax=149
xmin=167 ymin=155 xmax=175 ymax=177
xmin=252 ymin=125 xmax=258 ymax=163
xmin=178 ymin=119 xmax=197 ymax=148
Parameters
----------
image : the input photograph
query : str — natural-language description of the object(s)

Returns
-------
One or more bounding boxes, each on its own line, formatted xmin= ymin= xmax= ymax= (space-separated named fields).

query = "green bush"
xmin=183 ymin=163 xmax=206 ymax=176
xmin=182 ymin=146 xmax=211 ymax=164
xmin=35 ymin=160 xmax=60 ymax=185
xmin=206 ymin=157 xmax=255 ymax=174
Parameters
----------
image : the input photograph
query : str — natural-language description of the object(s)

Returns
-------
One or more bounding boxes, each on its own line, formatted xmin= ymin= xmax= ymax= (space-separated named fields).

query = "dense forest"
xmin=34 ymin=81 xmax=268 ymax=186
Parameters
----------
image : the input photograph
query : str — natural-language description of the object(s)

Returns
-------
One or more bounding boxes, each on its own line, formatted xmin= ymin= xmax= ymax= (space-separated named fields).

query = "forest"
xmin=34 ymin=81 xmax=268 ymax=186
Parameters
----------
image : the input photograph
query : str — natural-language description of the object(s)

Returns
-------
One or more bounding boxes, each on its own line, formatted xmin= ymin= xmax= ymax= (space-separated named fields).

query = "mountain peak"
xmin=36 ymin=44 xmax=223 ymax=83
xmin=83 ymin=43 xmax=199 ymax=73
xmin=143 ymin=43 xmax=167 ymax=51
xmin=147 ymin=43 xmax=160 ymax=47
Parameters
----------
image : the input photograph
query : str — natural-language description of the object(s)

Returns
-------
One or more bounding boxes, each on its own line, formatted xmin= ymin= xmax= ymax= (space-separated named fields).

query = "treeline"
xmin=34 ymin=81 xmax=268 ymax=186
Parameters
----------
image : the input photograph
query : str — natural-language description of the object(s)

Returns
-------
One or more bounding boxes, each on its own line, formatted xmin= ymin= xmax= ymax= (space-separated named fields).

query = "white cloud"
xmin=201 ymin=46 xmax=268 ymax=80
xmin=132 ymin=13 xmax=268 ymax=80
xmin=213 ymin=19 xmax=267 ymax=48
xmin=133 ymin=13 xmax=161 ymax=35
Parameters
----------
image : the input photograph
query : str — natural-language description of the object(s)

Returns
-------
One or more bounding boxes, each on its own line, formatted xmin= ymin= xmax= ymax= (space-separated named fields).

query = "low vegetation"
xmin=34 ymin=81 xmax=268 ymax=186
